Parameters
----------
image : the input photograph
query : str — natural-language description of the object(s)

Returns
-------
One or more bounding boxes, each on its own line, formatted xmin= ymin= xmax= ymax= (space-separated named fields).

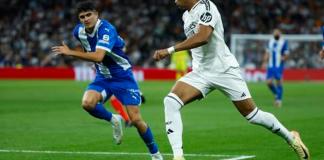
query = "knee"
xmin=82 ymin=99 xmax=96 ymax=111
xmin=129 ymin=116 xmax=145 ymax=128
xmin=127 ymin=110 xmax=142 ymax=124
xmin=164 ymin=93 xmax=183 ymax=112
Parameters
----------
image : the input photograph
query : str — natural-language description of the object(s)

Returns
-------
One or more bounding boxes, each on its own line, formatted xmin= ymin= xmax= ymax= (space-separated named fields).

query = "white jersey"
xmin=182 ymin=0 xmax=239 ymax=75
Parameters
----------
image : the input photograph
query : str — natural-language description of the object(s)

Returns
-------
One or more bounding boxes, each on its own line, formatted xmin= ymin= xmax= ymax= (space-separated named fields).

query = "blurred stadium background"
xmin=0 ymin=0 xmax=324 ymax=160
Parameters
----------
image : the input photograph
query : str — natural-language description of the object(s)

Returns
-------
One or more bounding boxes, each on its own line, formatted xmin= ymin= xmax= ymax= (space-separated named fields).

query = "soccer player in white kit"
xmin=153 ymin=0 xmax=310 ymax=160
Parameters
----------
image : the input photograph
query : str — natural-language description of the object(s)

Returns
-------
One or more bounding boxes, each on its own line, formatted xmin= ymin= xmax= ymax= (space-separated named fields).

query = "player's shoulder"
xmin=98 ymin=19 xmax=116 ymax=33
xmin=182 ymin=10 xmax=189 ymax=20
xmin=279 ymin=38 xmax=288 ymax=44
xmin=269 ymin=37 xmax=275 ymax=42
xmin=194 ymin=0 xmax=217 ymax=12
xmin=192 ymin=0 xmax=219 ymax=20
xmin=73 ymin=23 xmax=83 ymax=31
xmin=98 ymin=20 xmax=117 ymax=37
xmin=73 ymin=23 xmax=83 ymax=38
xmin=98 ymin=20 xmax=112 ymax=29
xmin=282 ymin=39 xmax=289 ymax=47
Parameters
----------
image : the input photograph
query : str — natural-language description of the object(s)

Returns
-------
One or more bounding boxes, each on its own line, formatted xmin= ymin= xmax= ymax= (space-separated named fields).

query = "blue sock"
xmin=267 ymin=83 xmax=278 ymax=96
xmin=138 ymin=127 xmax=159 ymax=154
xmin=85 ymin=103 xmax=113 ymax=122
xmin=277 ymin=84 xmax=283 ymax=100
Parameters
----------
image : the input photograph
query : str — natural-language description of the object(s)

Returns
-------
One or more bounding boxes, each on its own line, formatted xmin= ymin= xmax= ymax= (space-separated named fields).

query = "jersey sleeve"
xmin=96 ymin=25 xmax=117 ymax=53
xmin=196 ymin=6 xmax=218 ymax=29
xmin=321 ymin=26 xmax=324 ymax=48
xmin=281 ymin=40 xmax=289 ymax=55
xmin=321 ymin=26 xmax=324 ymax=39
xmin=72 ymin=26 xmax=80 ymax=41
xmin=265 ymin=41 xmax=270 ymax=53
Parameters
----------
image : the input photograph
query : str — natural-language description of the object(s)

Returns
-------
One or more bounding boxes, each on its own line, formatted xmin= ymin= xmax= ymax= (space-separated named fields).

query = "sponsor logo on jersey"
xmin=200 ymin=12 xmax=212 ymax=23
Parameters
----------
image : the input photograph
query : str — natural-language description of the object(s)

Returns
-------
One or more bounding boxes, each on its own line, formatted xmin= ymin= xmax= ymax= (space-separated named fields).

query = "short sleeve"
xmin=96 ymin=25 xmax=117 ymax=53
xmin=72 ymin=26 xmax=80 ymax=41
xmin=321 ymin=26 xmax=324 ymax=39
xmin=281 ymin=40 xmax=289 ymax=55
xmin=321 ymin=26 xmax=324 ymax=48
xmin=196 ymin=6 xmax=217 ymax=29
xmin=265 ymin=41 xmax=270 ymax=53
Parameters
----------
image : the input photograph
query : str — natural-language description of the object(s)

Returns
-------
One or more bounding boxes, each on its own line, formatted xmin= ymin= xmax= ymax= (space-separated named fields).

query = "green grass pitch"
xmin=0 ymin=80 xmax=323 ymax=160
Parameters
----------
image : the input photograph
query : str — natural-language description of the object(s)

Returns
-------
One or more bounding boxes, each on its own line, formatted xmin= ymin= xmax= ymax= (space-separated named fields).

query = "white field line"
xmin=222 ymin=156 xmax=256 ymax=160
xmin=0 ymin=149 xmax=255 ymax=159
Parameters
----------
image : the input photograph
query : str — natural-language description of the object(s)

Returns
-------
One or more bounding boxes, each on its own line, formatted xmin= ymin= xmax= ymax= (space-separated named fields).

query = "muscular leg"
xmin=233 ymin=98 xmax=311 ymax=159
xmin=126 ymin=106 xmax=159 ymax=154
xmin=82 ymin=90 xmax=113 ymax=122
xmin=164 ymin=81 xmax=203 ymax=158
xmin=82 ymin=90 xmax=123 ymax=144
xmin=232 ymin=98 xmax=293 ymax=143
xmin=110 ymin=96 xmax=130 ymax=122
xmin=126 ymin=106 xmax=146 ymax=132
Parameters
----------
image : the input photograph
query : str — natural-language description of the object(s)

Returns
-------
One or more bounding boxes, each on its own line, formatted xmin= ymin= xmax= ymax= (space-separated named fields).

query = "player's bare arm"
xmin=320 ymin=49 xmax=324 ymax=60
xmin=281 ymin=54 xmax=289 ymax=61
xmin=262 ymin=51 xmax=269 ymax=69
xmin=51 ymin=42 xmax=106 ymax=62
xmin=153 ymin=24 xmax=213 ymax=61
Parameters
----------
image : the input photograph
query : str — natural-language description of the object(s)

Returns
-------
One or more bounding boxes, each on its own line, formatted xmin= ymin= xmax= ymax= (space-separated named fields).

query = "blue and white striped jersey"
xmin=266 ymin=38 xmax=289 ymax=69
xmin=73 ymin=19 xmax=132 ymax=79
xmin=321 ymin=26 xmax=324 ymax=48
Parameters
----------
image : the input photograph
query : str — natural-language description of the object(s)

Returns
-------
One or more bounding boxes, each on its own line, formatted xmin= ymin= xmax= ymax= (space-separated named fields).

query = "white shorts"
xmin=178 ymin=67 xmax=251 ymax=101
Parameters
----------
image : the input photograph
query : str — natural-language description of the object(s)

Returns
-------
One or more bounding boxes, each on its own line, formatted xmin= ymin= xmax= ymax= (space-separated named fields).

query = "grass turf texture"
xmin=0 ymin=80 xmax=323 ymax=160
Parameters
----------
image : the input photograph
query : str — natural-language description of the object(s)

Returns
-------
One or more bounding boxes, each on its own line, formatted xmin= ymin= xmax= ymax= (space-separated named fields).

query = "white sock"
xmin=164 ymin=93 xmax=184 ymax=157
xmin=246 ymin=107 xmax=294 ymax=143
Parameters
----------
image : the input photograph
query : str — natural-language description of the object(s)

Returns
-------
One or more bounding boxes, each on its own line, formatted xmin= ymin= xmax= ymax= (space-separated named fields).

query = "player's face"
xmin=273 ymin=29 xmax=281 ymax=40
xmin=78 ymin=11 xmax=98 ymax=29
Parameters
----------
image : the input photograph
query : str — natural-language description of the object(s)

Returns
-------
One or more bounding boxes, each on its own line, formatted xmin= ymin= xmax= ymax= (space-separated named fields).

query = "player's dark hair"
xmin=76 ymin=1 xmax=97 ymax=15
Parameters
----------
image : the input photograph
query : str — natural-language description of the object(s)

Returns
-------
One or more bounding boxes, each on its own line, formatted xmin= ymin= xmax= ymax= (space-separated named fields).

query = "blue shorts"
xmin=266 ymin=68 xmax=283 ymax=80
xmin=86 ymin=73 xmax=141 ymax=106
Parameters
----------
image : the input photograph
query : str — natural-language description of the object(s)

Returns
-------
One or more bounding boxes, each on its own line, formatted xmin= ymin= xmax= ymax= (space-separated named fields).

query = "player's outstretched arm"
xmin=174 ymin=24 xmax=213 ymax=52
xmin=51 ymin=41 xmax=106 ymax=62
xmin=153 ymin=24 xmax=213 ymax=61
xmin=281 ymin=54 xmax=289 ymax=61
xmin=261 ymin=51 xmax=269 ymax=69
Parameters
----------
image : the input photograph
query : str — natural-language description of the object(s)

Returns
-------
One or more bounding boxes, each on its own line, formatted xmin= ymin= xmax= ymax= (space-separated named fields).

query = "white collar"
xmin=84 ymin=19 xmax=101 ymax=37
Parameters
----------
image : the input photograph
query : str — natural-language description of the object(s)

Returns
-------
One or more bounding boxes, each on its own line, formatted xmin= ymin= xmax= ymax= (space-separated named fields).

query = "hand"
xmin=153 ymin=49 xmax=169 ymax=61
xmin=320 ymin=49 xmax=324 ymax=60
xmin=51 ymin=41 xmax=71 ymax=56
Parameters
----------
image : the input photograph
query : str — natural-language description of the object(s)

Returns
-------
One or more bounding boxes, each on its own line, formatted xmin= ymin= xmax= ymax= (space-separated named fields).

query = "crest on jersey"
xmin=200 ymin=12 xmax=212 ymax=23
xmin=103 ymin=34 xmax=109 ymax=42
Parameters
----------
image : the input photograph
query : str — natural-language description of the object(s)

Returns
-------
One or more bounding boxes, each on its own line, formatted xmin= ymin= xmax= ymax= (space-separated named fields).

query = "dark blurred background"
xmin=0 ymin=0 xmax=323 ymax=68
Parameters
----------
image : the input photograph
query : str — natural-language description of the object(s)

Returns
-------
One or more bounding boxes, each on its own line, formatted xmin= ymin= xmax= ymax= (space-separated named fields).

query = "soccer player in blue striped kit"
xmin=263 ymin=29 xmax=289 ymax=107
xmin=52 ymin=1 xmax=162 ymax=159
xmin=319 ymin=26 xmax=324 ymax=59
